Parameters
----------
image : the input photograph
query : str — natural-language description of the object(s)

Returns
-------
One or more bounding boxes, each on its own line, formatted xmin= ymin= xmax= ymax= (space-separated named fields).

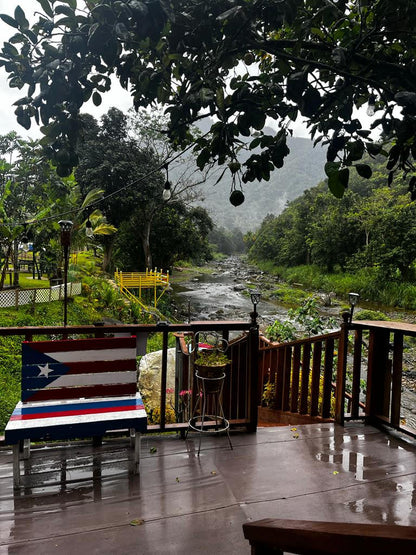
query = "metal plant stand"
xmin=187 ymin=371 xmax=233 ymax=455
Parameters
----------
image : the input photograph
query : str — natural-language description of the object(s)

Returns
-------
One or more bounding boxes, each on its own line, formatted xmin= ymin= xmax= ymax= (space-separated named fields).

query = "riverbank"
xmin=170 ymin=256 xmax=416 ymax=326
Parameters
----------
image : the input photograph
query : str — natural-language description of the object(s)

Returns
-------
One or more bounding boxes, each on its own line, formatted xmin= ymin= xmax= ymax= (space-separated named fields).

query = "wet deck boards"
xmin=1 ymin=423 xmax=415 ymax=554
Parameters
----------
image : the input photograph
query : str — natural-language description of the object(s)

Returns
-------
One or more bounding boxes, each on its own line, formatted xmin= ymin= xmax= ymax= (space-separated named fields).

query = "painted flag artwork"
xmin=21 ymin=337 xmax=138 ymax=402
xmin=5 ymin=336 xmax=147 ymax=444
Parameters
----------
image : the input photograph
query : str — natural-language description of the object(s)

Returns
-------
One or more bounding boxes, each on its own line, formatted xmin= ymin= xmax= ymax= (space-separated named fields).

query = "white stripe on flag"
xmin=43 ymin=347 xmax=136 ymax=363
xmin=43 ymin=371 xmax=137 ymax=388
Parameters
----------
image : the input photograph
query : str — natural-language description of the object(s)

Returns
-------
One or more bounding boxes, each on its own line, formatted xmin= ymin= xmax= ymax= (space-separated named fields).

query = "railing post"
xmin=248 ymin=317 xmax=259 ymax=433
xmin=335 ymin=312 xmax=349 ymax=425
xmin=160 ymin=328 xmax=169 ymax=431
xmin=366 ymin=327 xmax=391 ymax=424
xmin=391 ymin=332 xmax=403 ymax=427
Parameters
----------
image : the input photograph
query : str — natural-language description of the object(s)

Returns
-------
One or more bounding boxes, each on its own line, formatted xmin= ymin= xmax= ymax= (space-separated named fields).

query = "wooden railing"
xmin=2 ymin=317 xmax=414 ymax=438
xmin=243 ymin=518 xmax=416 ymax=554
xmin=0 ymin=321 xmax=258 ymax=436
xmin=258 ymin=332 xmax=341 ymax=423
xmin=337 ymin=316 xmax=416 ymax=437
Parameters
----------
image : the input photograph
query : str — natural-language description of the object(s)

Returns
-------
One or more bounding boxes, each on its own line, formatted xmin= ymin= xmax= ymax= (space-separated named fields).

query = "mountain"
xmin=194 ymin=134 xmax=326 ymax=232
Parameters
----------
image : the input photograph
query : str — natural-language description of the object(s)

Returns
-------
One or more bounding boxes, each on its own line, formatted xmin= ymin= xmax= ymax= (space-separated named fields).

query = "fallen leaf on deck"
xmin=211 ymin=470 xmax=217 ymax=475
xmin=149 ymin=447 xmax=157 ymax=454
xmin=333 ymin=471 xmax=339 ymax=475
xmin=176 ymin=476 xmax=180 ymax=482
xmin=130 ymin=519 xmax=144 ymax=526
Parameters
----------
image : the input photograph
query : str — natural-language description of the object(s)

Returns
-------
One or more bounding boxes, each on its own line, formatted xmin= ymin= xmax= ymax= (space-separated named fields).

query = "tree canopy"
xmin=75 ymin=107 xmax=213 ymax=271
xmin=1 ymin=1 xmax=416 ymax=201
xmin=248 ymin=155 xmax=416 ymax=280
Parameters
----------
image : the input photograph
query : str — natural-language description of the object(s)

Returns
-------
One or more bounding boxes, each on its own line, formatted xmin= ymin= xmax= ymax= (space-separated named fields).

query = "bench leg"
xmin=12 ymin=444 xmax=21 ymax=488
xmin=92 ymin=436 xmax=102 ymax=447
xmin=22 ymin=438 xmax=30 ymax=460
xmin=134 ymin=432 xmax=141 ymax=474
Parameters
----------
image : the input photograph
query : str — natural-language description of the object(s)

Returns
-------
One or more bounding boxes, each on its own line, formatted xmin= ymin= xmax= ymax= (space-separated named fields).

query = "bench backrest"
xmin=21 ymin=336 xmax=137 ymax=403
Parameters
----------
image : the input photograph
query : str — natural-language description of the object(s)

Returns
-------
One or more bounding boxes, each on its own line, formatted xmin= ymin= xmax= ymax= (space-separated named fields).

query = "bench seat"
xmin=5 ymin=394 xmax=146 ymax=442
xmin=4 ymin=336 xmax=147 ymax=487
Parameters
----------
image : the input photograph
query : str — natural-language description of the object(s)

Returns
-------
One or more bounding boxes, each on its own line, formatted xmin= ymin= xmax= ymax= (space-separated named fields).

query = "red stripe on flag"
xmin=10 ymin=404 xmax=145 ymax=421
xmin=26 ymin=336 xmax=136 ymax=353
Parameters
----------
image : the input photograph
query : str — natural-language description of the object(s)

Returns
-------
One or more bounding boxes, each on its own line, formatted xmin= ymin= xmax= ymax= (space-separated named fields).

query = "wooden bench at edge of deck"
xmin=4 ymin=335 xmax=147 ymax=487
xmin=243 ymin=518 xmax=416 ymax=555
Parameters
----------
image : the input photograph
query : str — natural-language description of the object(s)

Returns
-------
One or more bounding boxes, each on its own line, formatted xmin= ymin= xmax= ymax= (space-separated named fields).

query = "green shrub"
xmin=354 ymin=309 xmax=389 ymax=321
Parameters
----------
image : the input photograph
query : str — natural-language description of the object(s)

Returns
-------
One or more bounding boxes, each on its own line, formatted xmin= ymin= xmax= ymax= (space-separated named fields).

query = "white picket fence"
xmin=0 ymin=283 xmax=82 ymax=308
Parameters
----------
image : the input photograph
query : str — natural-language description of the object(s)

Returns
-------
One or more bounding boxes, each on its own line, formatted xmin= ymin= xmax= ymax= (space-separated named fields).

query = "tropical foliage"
xmin=75 ymin=108 xmax=214 ymax=271
xmin=248 ymin=154 xmax=416 ymax=282
xmin=1 ymin=1 xmax=416 ymax=203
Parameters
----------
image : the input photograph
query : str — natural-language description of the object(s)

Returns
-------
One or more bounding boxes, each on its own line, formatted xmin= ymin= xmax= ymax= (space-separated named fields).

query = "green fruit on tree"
xmin=244 ymin=52 xmax=255 ymax=65
xmin=229 ymin=190 xmax=245 ymax=206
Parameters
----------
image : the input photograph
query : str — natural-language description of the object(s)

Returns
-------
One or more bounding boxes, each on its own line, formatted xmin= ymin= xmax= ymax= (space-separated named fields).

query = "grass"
xmin=19 ymin=274 xmax=50 ymax=289
xmin=254 ymin=262 xmax=416 ymax=311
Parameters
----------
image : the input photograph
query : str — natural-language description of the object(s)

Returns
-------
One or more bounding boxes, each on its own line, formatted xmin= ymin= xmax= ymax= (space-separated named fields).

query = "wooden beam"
xmin=243 ymin=518 xmax=416 ymax=555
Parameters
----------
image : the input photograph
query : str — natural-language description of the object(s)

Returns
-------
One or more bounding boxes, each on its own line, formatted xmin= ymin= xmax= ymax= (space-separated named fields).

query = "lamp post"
xmin=250 ymin=290 xmax=261 ymax=327
xmin=348 ymin=292 xmax=359 ymax=324
xmin=59 ymin=220 xmax=73 ymax=327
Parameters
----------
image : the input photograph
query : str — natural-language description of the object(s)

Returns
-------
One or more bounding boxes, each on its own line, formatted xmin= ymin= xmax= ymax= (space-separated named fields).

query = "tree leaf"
xmin=54 ymin=5 xmax=75 ymax=17
xmin=216 ymin=6 xmax=243 ymax=21
xmin=324 ymin=161 xmax=340 ymax=177
xmin=328 ymin=168 xmax=349 ymax=198
xmin=14 ymin=6 xmax=29 ymax=29
xmin=355 ymin=164 xmax=372 ymax=179
xmin=0 ymin=14 xmax=19 ymax=29
xmin=37 ymin=0 xmax=54 ymax=18
xmin=2 ymin=42 xmax=19 ymax=57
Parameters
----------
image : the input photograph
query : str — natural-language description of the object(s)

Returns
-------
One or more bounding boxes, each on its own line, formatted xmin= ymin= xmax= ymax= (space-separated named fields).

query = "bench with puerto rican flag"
xmin=5 ymin=335 xmax=147 ymax=487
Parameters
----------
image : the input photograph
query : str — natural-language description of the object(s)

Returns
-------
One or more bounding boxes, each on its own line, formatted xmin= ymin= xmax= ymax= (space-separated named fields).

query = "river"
xmin=170 ymin=256 xmax=416 ymax=429
xmin=171 ymin=255 xmax=340 ymax=325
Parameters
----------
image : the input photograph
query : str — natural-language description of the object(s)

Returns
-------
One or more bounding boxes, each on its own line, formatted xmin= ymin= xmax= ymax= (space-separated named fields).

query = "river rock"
xmin=138 ymin=348 xmax=176 ymax=410
xmin=233 ymin=284 xmax=245 ymax=291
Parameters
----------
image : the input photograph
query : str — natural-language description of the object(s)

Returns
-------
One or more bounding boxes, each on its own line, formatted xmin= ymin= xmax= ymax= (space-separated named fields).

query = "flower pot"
xmin=194 ymin=363 xmax=227 ymax=379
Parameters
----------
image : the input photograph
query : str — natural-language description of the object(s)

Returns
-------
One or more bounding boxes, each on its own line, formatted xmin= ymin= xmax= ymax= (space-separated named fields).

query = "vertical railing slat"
xmin=310 ymin=341 xmax=322 ymax=417
xmin=291 ymin=344 xmax=301 ymax=413
xmin=351 ymin=329 xmax=363 ymax=419
xmin=391 ymin=332 xmax=403 ymax=427
xmin=300 ymin=343 xmax=311 ymax=414
xmin=282 ymin=345 xmax=292 ymax=412
xmin=275 ymin=348 xmax=285 ymax=410
xmin=322 ymin=337 xmax=334 ymax=419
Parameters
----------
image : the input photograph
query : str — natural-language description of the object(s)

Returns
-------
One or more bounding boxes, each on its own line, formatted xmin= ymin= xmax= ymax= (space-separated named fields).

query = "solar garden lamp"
xmin=250 ymin=290 xmax=261 ymax=327
xmin=348 ymin=292 xmax=360 ymax=324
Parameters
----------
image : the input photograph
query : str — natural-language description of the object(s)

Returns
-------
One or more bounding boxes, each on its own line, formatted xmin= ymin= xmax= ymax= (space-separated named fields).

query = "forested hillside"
xmin=247 ymin=154 xmax=416 ymax=282
xmin=194 ymin=134 xmax=326 ymax=232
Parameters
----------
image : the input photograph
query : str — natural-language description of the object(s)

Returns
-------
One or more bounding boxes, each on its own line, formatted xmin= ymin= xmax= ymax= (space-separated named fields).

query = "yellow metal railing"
xmin=114 ymin=268 xmax=170 ymax=308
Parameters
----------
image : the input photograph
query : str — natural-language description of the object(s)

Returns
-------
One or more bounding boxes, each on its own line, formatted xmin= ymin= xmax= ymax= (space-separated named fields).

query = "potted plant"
xmin=194 ymin=349 xmax=230 ymax=379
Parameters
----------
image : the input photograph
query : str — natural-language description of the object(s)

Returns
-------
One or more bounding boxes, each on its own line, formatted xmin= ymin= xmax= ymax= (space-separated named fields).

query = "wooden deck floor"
xmin=1 ymin=423 xmax=416 ymax=554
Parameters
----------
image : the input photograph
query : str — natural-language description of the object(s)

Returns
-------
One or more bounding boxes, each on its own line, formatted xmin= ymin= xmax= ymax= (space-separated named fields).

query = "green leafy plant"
xmin=265 ymin=320 xmax=296 ymax=343
xmin=266 ymin=297 xmax=336 ymax=343
xmin=288 ymin=297 xmax=336 ymax=337
xmin=262 ymin=378 xmax=276 ymax=408
xmin=195 ymin=349 xmax=230 ymax=366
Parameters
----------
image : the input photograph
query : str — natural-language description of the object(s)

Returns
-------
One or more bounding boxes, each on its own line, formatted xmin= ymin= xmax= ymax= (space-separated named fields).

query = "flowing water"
xmin=170 ymin=255 xmax=340 ymax=325
xmin=170 ymin=256 xmax=416 ymax=428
